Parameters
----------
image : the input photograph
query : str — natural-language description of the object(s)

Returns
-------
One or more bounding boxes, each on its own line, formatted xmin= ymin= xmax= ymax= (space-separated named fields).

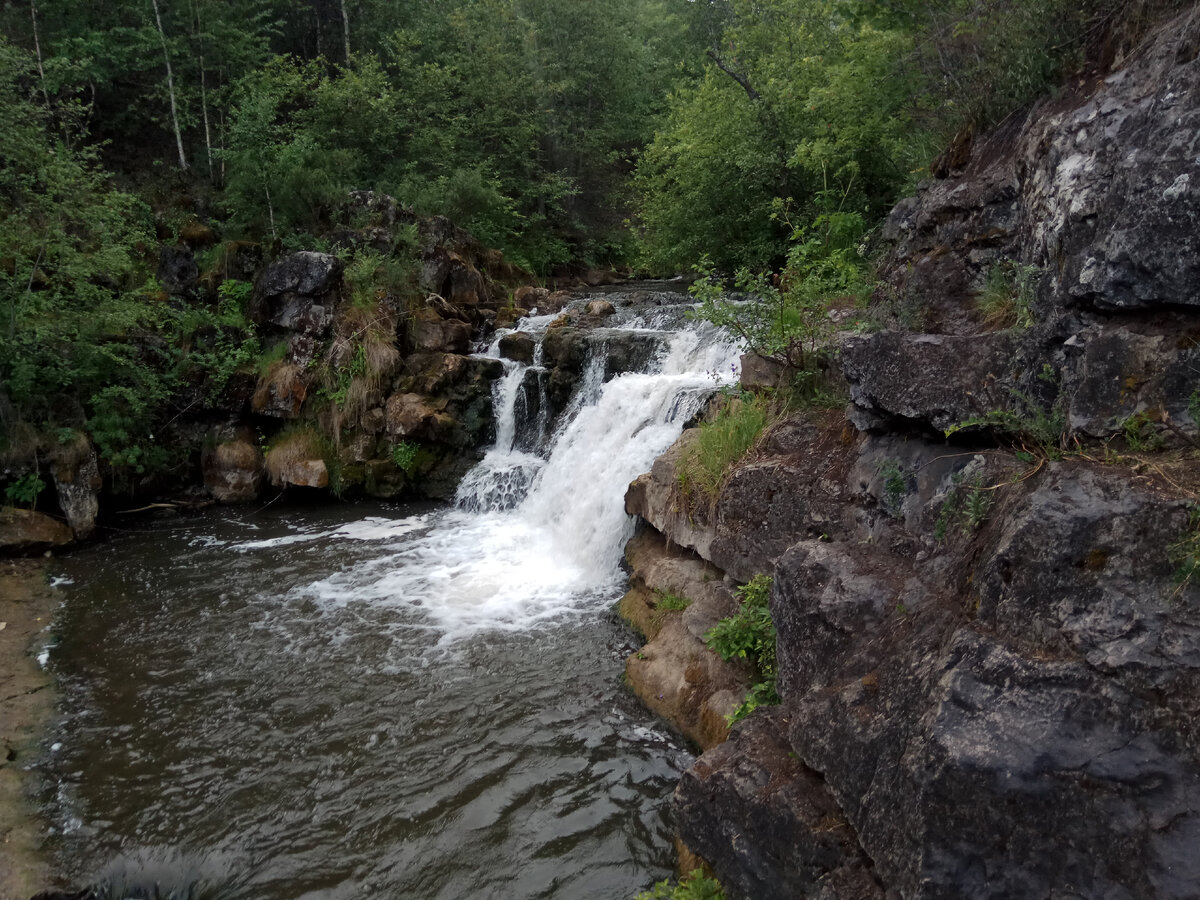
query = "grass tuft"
xmin=677 ymin=392 xmax=772 ymax=503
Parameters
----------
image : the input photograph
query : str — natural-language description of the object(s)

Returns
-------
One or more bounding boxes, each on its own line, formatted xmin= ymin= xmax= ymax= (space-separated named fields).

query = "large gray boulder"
xmin=250 ymin=251 xmax=341 ymax=335
xmin=880 ymin=6 xmax=1200 ymax=318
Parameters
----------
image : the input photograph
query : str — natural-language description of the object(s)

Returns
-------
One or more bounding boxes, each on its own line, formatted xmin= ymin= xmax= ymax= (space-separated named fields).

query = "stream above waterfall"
xmin=38 ymin=285 xmax=742 ymax=899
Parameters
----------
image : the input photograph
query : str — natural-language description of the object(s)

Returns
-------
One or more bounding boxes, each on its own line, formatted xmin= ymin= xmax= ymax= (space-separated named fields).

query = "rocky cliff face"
xmin=622 ymin=8 xmax=1200 ymax=898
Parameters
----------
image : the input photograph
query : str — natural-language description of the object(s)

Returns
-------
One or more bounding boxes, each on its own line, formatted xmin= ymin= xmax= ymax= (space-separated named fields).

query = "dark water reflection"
xmin=42 ymin=502 xmax=690 ymax=899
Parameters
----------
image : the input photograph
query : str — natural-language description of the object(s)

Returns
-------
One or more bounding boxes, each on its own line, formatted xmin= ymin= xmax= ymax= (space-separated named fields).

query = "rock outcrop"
xmin=202 ymin=430 xmax=266 ymax=503
xmin=625 ymin=8 xmax=1200 ymax=898
xmin=0 ymin=508 xmax=73 ymax=554
xmin=50 ymin=435 xmax=101 ymax=539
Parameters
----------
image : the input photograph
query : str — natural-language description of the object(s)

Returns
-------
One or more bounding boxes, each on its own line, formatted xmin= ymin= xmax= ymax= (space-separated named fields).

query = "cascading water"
xmin=39 ymin=285 xmax=742 ymax=899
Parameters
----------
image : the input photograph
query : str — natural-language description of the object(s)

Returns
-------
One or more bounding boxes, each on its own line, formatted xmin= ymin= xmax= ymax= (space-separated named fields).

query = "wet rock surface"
xmin=50 ymin=435 xmax=101 ymax=539
xmin=202 ymin=432 xmax=266 ymax=504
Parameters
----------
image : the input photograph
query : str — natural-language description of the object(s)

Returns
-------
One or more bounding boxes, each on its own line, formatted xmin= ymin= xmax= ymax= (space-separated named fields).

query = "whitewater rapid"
xmin=234 ymin=295 xmax=742 ymax=641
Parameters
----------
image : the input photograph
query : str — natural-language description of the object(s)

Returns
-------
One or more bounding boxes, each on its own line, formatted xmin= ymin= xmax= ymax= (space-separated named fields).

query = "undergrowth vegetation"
xmin=977 ymin=260 xmax=1039 ymax=330
xmin=1169 ymin=505 xmax=1200 ymax=594
xmin=636 ymin=870 xmax=725 ymax=900
xmin=676 ymin=392 xmax=772 ymax=504
xmin=688 ymin=199 xmax=870 ymax=371
xmin=944 ymin=388 xmax=1069 ymax=458
xmin=935 ymin=472 xmax=994 ymax=541
xmin=654 ymin=589 xmax=691 ymax=612
xmin=705 ymin=574 xmax=779 ymax=724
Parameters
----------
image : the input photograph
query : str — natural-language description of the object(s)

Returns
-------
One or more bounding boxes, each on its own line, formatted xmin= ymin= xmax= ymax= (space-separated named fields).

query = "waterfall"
xmin=298 ymin=291 xmax=742 ymax=640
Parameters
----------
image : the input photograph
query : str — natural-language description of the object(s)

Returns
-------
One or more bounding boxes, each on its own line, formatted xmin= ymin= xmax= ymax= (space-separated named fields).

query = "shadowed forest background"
xmin=0 ymin=0 xmax=1173 ymax=490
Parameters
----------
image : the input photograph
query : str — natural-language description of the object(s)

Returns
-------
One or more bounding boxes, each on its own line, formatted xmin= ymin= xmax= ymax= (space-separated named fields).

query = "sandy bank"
xmin=0 ymin=559 xmax=56 ymax=900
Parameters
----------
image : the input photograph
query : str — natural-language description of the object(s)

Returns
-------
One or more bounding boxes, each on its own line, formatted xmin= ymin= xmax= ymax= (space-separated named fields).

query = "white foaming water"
xmin=291 ymin=310 xmax=741 ymax=642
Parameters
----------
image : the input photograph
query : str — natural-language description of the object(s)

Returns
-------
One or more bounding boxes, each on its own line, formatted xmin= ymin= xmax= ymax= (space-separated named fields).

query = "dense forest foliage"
xmin=0 ymin=0 xmax=1174 ymax=494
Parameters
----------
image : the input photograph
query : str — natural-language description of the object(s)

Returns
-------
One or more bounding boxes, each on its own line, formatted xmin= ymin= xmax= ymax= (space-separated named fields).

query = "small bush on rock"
xmin=705 ymin=574 xmax=778 ymax=723
xmin=654 ymin=589 xmax=690 ymax=611
xmin=976 ymin=260 xmax=1038 ymax=330
xmin=635 ymin=870 xmax=725 ymax=900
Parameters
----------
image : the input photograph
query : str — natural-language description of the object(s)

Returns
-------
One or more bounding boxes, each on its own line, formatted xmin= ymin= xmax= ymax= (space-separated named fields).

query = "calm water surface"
xmin=41 ymin=503 xmax=692 ymax=899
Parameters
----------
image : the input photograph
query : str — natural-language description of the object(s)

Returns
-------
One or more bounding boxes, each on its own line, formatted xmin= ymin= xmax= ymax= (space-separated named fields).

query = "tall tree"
xmin=150 ymin=0 xmax=188 ymax=170
xmin=339 ymin=0 xmax=350 ymax=62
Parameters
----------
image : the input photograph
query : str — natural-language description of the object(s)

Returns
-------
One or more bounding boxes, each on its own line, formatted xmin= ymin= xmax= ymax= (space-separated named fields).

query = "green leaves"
xmin=705 ymin=574 xmax=779 ymax=723
xmin=4 ymin=472 xmax=45 ymax=509
xmin=687 ymin=197 xmax=869 ymax=372
xmin=636 ymin=870 xmax=725 ymax=900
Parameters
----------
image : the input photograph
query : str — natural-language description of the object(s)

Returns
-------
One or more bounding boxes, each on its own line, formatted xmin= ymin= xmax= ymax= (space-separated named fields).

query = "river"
xmin=38 ymin=287 xmax=740 ymax=899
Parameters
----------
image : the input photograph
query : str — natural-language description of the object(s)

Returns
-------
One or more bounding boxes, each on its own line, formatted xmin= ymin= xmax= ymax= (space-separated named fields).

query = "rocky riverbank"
xmin=0 ymin=191 xmax=644 ymax=556
xmin=619 ymin=7 xmax=1200 ymax=897
xmin=0 ymin=560 xmax=55 ymax=900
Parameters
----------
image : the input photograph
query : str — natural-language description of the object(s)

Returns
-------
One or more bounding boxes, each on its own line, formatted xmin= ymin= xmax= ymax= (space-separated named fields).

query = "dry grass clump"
xmin=264 ymin=427 xmax=325 ymax=484
xmin=252 ymin=362 xmax=308 ymax=416
xmin=321 ymin=302 xmax=401 ymax=435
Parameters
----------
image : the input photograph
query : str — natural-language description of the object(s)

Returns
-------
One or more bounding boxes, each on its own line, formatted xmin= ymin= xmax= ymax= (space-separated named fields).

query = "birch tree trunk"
xmin=189 ymin=0 xmax=214 ymax=181
xmin=30 ymin=0 xmax=50 ymax=112
xmin=340 ymin=0 xmax=351 ymax=63
xmin=151 ymin=0 xmax=189 ymax=171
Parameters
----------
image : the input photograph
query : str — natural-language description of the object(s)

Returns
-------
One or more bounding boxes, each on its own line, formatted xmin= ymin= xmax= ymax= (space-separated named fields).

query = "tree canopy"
xmin=0 ymin=0 xmax=1176 ymax=487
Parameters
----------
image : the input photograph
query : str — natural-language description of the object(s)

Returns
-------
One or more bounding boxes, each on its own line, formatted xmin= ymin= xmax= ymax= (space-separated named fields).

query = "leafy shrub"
xmin=705 ymin=574 xmax=778 ymax=723
xmin=689 ymin=204 xmax=870 ymax=371
xmin=635 ymin=870 xmax=725 ymax=900
xmin=4 ymin=472 xmax=45 ymax=509
xmin=391 ymin=441 xmax=419 ymax=474
xmin=1121 ymin=411 xmax=1165 ymax=452
xmin=216 ymin=279 xmax=254 ymax=315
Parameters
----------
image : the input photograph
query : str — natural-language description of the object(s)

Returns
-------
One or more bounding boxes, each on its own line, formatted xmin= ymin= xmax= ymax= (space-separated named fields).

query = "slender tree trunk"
xmin=30 ymin=0 xmax=51 ymax=112
xmin=217 ymin=93 xmax=226 ymax=184
xmin=151 ymin=0 xmax=189 ymax=171
xmin=189 ymin=0 xmax=214 ymax=181
xmin=262 ymin=172 xmax=277 ymax=238
xmin=340 ymin=0 xmax=351 ymax=63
